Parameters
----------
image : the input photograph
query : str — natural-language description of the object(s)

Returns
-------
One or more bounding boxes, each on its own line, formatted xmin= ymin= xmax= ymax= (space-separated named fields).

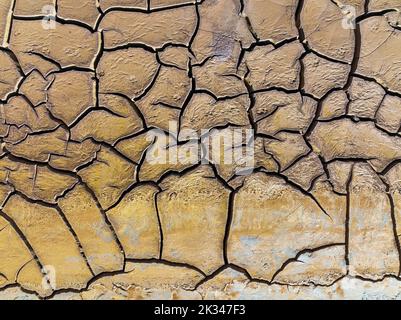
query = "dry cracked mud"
xmin=1 ymin=0 xmax=401 ymax=300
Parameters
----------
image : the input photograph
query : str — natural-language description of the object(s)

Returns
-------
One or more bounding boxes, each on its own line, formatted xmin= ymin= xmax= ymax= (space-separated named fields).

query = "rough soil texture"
xmin=1 ymin=0 xmax=401 ymax=300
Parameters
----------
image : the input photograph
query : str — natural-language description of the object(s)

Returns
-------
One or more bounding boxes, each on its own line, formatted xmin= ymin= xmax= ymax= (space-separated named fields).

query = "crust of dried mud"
xmin=2 ymin=0 xmax=401 ymax=300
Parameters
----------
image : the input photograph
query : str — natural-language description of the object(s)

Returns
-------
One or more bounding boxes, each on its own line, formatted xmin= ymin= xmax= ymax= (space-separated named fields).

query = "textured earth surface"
xmin=1 ymin=0 xmax=401 ymax=300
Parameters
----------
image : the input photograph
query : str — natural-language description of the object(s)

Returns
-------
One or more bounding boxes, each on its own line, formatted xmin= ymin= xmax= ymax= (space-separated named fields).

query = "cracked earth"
xmin=1 ymin=0 xmax=401 ymax=300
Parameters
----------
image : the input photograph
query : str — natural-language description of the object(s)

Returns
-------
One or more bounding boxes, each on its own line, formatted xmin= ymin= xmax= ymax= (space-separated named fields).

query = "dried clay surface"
xmin=1 ymin=0 xmax=401 ymax=300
